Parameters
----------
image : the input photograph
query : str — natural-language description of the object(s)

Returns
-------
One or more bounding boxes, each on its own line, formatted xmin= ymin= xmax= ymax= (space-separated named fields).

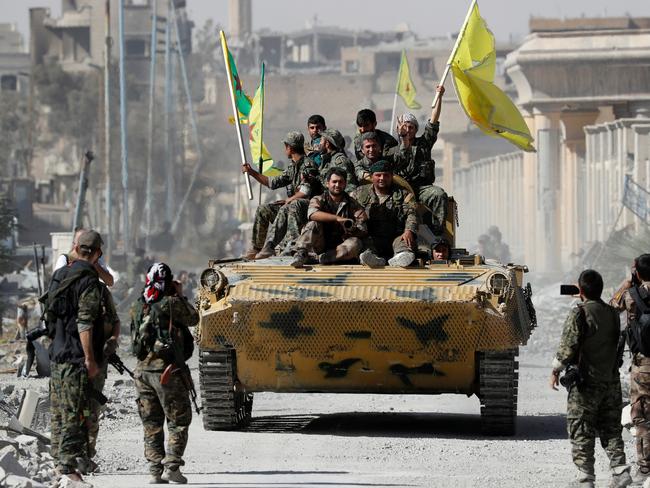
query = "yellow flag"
xmin=396 ymin=50 xmax=421 ymax=110
xmin=450 ymin=2 xmax=535 ymax=152
xmin=248 ymin=64 xmax=282 ymax=176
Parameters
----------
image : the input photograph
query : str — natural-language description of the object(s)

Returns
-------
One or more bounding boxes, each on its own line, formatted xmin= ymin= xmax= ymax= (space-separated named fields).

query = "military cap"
xmin=282 ymin=131 xmax=305 ymax=148
xmin=432 ymin=236 xmax=450 ymax=249
xmin=369 ymin=160 xmax=393 ymax=174
xmin=321 ymin=129 xmax=346 ymax=151
xmin=78 ymin=230 xmax=104 ymax=250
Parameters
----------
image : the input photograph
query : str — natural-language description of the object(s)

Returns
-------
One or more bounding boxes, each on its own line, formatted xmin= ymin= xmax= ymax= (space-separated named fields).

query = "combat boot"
xmin=161 ymin=466 xmax=188 ymax=484
xmin=388 ymin=251 xmax=415 ymax=268
xmin=359 ymin=250 xmax=385 ymax=268
xmin=255 ymin=242 xmax=276 ymax=259
xmin=291 ymin=250 xmax=308 ymax=268
xmin=243 ymin=246 xmax=260 ymax=260
xmin=609 ymin=469 xmax=632 ymax=487
xmin=566 ymin=472 xmax=595 ymax=488
xmin=318 ymin=250 xmax=338 ymax=265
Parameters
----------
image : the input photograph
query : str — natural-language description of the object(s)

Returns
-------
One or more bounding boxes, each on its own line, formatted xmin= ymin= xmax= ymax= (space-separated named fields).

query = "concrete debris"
xmin=0 ymin=450 xmax=29 ymax=478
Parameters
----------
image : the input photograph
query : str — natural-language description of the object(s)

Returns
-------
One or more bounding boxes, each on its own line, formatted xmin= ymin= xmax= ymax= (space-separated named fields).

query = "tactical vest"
xmin=577 ymin=300 xmax=621 ymax=383
xmin=46 ymin=261 xmax=105 ymax=366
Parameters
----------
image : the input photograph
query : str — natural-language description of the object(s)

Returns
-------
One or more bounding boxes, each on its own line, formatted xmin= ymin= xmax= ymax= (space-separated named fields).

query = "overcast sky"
xmin=7 ymin=0 xmax=650 ymax=45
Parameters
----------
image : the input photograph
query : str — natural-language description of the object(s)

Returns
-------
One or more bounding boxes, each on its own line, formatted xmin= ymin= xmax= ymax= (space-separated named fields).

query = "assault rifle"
xmin=108 ymin=353 xmax=134 ymax=378
xmin=160 ymin=297 xmax=201 ymax=414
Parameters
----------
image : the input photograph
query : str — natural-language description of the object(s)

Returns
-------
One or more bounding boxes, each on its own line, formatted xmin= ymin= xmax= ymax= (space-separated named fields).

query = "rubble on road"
xmin=0 ymin=384 xmax=54 ymax=487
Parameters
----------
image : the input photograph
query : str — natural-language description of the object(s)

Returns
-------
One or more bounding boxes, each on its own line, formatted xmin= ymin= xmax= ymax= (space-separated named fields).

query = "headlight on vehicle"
xmin=200 ymin=268 xmax=228 ymax=295
xmin=487 ymin=272 xmax=509 ymax=295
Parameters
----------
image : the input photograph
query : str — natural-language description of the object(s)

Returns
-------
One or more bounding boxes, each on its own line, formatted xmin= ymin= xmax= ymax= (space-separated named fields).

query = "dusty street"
xmin=89 ymin=349 xmax=635 ymax=488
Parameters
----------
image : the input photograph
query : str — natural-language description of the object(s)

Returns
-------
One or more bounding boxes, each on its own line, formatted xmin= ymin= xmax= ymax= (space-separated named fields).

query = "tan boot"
xmin=243 ymin=246 xmax=260 ymax=260
xmin=255 ymin=242 xmax=276 ymax=259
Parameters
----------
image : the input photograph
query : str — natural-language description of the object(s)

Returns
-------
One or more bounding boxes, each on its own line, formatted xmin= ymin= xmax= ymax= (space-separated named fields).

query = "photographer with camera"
xmin=551 ymin=269 xmax=631 ymax=488
xmin=611 ymin=253 xmax=650 ymax=484
xmin=291 ymin=167 xmax=368 ymax=267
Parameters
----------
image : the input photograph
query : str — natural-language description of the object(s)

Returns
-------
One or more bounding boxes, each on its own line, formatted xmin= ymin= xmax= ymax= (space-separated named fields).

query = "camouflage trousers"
xmin=135 ymin=368 xmax=192 ymax=474
xmin=566 ymin=380 xmax=626 ymax=477
xmin=415 ymin=185 xmax=448 ymax=234
xmin=265 ymin=199 xmax=309 ymax=251
xmin=295 ymin=221 xmax=363 ymax=261
xmin=366 ymin=234 xmax=415 ymax=260
xmin=631 ymin=356 xmax=650 ymax=472
xmin=251 ymin=202 xmax=281 ymax=249
xmin=87 ymin=364 xmax=107 ymax=460
xmin=50 ymin=362 xmax=91 ymax=473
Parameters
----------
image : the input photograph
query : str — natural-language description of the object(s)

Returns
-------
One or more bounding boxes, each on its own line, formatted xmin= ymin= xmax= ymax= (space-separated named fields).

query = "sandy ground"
xmin=84 ymin=347 xmax=636 ymax=488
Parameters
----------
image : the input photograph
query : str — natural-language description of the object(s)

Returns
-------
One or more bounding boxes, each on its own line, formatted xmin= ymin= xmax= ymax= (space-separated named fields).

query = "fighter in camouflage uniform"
xmin=243 ymin=131 xmax=318 ymax=260
xmin=319 ymin=129 xmax=359 ymax=191
xmin=391 ymin=85 xmax=448 ymax=237
xmin=291 ymin=167 xmax=367 ymax=267
xmin=352 ymin=160 xmax=418 ymax=268
xmin=133 ymin=262 xmax=199 ymax=484
xmin=551 ymin=269 xmax=631 ymax=488
xmin=352 ymin=108 xmax=398 ymax=161
xmin=47 ymin=230 xmax=107 ymax=487
xmin=611 ymin=253 xmax=650 ymax=485
xmin=86 ymin=283 xmax=120 ymax=468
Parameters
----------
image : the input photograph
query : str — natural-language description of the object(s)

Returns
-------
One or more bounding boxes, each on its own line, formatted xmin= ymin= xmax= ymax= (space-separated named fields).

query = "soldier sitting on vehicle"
xmin=392 ymin=85 xmax=448 ymax=237
xmin=318 ymin=129 xmax=359 ymax=190
xmin=352 ymin=109 xmax=398 ymax=161
xmin=291 ymin=167 xmax=368 ymax=268
xmin=353 ymin=132 xmax=395 ymax=184
xmin=352 ymin=160 xmax=418 ymax=268
xmin=304 ymin=114 xmax=326 ymax=158
xmin=242 ymin=131 xmax=318 ymax=260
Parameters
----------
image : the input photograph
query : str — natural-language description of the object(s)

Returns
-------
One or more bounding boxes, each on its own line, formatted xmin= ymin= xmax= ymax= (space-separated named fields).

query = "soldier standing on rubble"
xmin=551 ymin=269 xmax=631 ymax=488
xmin=47 ymin=230 xmax=106 ymax=488
xmin=243 ymin=131 xmax=318 ymax=260
xmin=611 ymin=253 xmax=650 ymax=485
xmin=132 ymin=262 xmax=199 ymax=484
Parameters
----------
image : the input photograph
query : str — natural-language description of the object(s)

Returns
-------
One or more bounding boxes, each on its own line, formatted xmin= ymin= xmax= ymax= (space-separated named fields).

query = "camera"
xmin=560 ymin=284 xmax=580 ymax=296
xmin=342 ymin=219 xmax=354 ymax=230
xmin=559 ymin=364 xmax=582 ymax=390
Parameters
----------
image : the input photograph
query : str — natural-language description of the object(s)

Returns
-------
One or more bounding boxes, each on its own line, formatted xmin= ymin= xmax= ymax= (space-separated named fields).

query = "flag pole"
xmin=220 ymin=31 xmax=253 ymax=200
xmin=432 ymin=0 xmax=477 ymax=108
xmin=390 ymin=51 xmax=403 ymax=137
xmin=258 ymin=62 xmax=265 ymax=205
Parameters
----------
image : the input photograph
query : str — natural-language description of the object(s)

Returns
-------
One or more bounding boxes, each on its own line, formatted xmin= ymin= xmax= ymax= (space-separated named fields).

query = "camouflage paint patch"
xmin=250 ymin=286 xmax=333 ymax=299
xmin=318 ymin=358 xmax=362 ymax=378
xmin=390 ymin=362 xmax=446 ymax=386
xmin=396 ymin=315 xmax=450 ymax=345
xmin=389 ymin=287 xmax=438 ymax=301
xmin=296 ymin=273 xmax=350 ymax=285
xmin=344 ymin=331 xmax=372 ymax=339
xmin=259 ymin=307 xmax=314 ymax=338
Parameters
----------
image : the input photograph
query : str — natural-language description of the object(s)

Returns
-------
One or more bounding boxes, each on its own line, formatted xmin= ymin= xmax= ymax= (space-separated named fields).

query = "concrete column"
xmin=521 ymin=111 xmax=537 ymax=269
xmin=533 ymin=110 xmax=562 ymax=274
xmin=633 ymin=124 xmax=650 ymax=232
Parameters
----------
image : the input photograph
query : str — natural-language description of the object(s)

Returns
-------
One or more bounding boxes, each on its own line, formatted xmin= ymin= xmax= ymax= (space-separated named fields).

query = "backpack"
xmin=626 ymin=286 xmax=650 ymax=356
xmin=131 ymin=298 xmax=194 ymax=362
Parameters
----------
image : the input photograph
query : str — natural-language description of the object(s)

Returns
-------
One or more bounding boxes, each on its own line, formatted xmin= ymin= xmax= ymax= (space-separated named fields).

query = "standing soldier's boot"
xmin=149 ymin=463 xmax=168 ymax=484
xmin=161 ymin=465 xmax=187 ymax=484
xmin=243 ymin=246 xmax=260 ymax=260
xmin=609 ymin=466 xmax=632 ymax=487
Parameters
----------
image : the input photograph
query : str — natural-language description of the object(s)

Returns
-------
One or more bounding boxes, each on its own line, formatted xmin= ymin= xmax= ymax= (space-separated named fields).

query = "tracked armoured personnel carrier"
xmin=196 ymin=200 xmax=536 ymax=435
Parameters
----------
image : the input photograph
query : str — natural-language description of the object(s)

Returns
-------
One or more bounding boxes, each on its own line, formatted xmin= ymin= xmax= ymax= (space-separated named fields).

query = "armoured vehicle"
xmin=196 ymin=200 xmax=536 ymax=435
